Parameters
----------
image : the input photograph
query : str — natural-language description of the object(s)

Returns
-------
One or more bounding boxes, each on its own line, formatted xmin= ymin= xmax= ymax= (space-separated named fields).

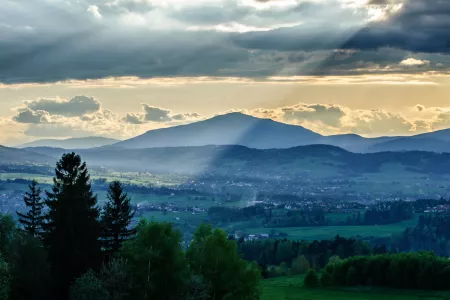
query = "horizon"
xmin=10 ymin=111 xmax=441 ymax=148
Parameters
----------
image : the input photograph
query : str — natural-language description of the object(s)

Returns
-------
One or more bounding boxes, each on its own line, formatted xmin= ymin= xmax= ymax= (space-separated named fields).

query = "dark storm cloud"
xmin=234 ymin=0 xmax=450 ymax=54
xmin=0 ymin=0 xmax=449 ymax=84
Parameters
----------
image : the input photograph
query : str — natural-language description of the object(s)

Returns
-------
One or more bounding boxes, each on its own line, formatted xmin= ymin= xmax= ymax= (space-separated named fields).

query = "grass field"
xmin=261 ymin=276 xmax=450 ymax=300
xmin=244 ymin=215 xmax=420 ymax=240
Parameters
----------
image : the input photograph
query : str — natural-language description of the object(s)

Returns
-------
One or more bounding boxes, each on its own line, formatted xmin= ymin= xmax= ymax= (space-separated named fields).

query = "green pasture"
xmin=261 ymin=276 xmax=450 ymax=300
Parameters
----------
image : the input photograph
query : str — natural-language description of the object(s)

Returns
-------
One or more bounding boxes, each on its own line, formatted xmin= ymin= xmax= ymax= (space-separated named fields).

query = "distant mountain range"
xmin=7 ymin=144 xmax=450 ymax=178
xmin=10 ymin=112 xmax=450 ymax=153
xmin=17 ymin=136 xmax=120 ymax=149
xmin=109 ymin=112 xmax=450 ymax=153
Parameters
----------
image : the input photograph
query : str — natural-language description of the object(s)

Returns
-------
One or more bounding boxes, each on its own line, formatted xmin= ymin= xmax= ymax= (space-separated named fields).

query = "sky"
xmin=1 ymin=0 xmax=450 ymax=146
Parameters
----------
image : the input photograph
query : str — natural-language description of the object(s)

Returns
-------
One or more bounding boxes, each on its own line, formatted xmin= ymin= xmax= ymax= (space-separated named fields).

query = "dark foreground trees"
xmin=44 ymin=153 xmax=102 ymax=299
xmin=101 ymin=180 xmax=135 ymax=253
xmin=0 ymin=152 xmax=262 ymax=300
xmin=324 ymin=252 xmax=450 ymax=290
xmin=16 ymin=180 xmax=45 ymax=238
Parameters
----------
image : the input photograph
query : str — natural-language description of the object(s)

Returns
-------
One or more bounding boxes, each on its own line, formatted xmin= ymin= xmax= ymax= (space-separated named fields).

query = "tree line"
xmin=0 ymin=152 xmax=261 ymax=300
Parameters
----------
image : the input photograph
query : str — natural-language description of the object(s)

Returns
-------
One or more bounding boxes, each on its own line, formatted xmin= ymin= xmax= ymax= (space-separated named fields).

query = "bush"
xmin=69 ymin=270 xmax=108 ymax=300
xmin=291 ymin=255 xmax=310 ymax=275
xmin=0 ymin=253 xmax=10 ymax=300
xmin=304 ymin=269 xmax=319 ymax=288
xmin=99 ymin=258 xmax=132 ymax=300
xmin=346 ymin=266 xmax=358 ymax=286
xmin=320 ymin=271 xmax=333 ymax=287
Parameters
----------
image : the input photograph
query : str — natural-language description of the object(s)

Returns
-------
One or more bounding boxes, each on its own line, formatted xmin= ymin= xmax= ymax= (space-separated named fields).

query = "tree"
xmin=346 ymin=266 xmax=358 ymax=286
xmin=44 ymin=153 xmax=102 ymax=299
xmin=9 ymin=234 xmax=51 ymax=300
xmin=69 ymin=270 xmax=108 ymax=300
xmin=290 ymin=255 xmax=310 ymax=275
xmin=99 ymin=258 xmax=132 ymax=300
xmin=303 ymin=269 xmax=319 ymax=288
xmin=0 ymin=253 xmax=10 ymax=300
xmin=320 ymin=271 xmax=333 ymax=287
xmin=187 ymin=224 xmax=261 ymax=300
xmin=101 ymin=181 xmax=135 ymax=253
xmin=16 ymin=180 xmax=45 ymax=238
xmin=0 ymin=213 xmax=17 ymax=257
xmin=121 ymin=219 xmax=188 ymax=300
xmin=181 ymin=275 xmax=211 ymax=300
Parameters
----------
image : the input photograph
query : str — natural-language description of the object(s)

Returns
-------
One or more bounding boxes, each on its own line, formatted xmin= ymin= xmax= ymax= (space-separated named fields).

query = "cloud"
xmin=282 ymin=104 xmax=346 ymax=127
xmin=25 ymin=96 xmax=101 ymax=117
xmin=142 ymin=105 xmax=172 ymax=122
xmin=123 ymin=113 xmax=146 ymax=124
xmin=87 ymin=5 xmax=102 ymax=19
xmin=1 ymin=0 xmax=449 ymax=84
xmin=13 ymin=108 xmax=50 ymax=124
xmin=123 ymin=104 xmax=203 ymax=123
xmin=400 ymin=58 xmax=430 ymax=67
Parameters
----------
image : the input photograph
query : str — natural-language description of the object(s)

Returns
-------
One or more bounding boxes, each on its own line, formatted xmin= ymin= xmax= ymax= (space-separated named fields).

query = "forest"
xmin=0 ymin=153 xmax=260 ymax=300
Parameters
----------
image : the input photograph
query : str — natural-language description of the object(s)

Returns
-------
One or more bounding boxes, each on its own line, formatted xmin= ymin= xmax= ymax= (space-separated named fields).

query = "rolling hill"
xmin=0 ymin=145 xmax=52 ymax=165
xmin=19 ymin=144 xmax=450 ymax=177
xmin=17 ymin=136 xmax=120 ymax=149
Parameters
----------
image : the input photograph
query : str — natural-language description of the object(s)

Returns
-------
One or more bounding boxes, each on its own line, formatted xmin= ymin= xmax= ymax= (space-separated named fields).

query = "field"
xmin=242 ymin=215 xmax=419 ymax=240
xmin=261 ymin=276 xmax=450 ymax=300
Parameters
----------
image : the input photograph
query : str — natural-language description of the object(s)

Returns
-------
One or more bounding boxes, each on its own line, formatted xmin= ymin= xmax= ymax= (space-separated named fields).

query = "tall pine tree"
xmin=101 ymin=180 xmax=135 ymax=253
xmin=43 ymin=152 xmax=102 ymax=300
xmin=16 ymin=180 xmax=45 ymax=238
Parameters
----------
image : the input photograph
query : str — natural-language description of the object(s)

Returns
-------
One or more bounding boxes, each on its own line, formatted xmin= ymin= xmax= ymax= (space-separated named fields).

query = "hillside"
xmin=21 ymin=144 xmax=450 ymax=177
xmin=111 ymin=112 xmax=324 ymax=149
xmin=0 ymin=145 xmax=52 ymax=165
xmin=368 ymin=137 xmax=450 ymax=153
xmin=17 ymin=136 xmax=120 ymax=149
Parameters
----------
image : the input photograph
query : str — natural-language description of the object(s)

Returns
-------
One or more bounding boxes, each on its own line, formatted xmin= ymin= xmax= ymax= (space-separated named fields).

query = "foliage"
xmin=98 ymin=258 xmax=132 ymax=300
xmin=304 ymin=269 xmax=319 ymax=288
xmin=187 ymin=224 xmax=261 ymax=300
xmin=69 ymin=270 xmax=108 ymax=300
xmin=9 ymin=234 xmax=51 ymax=300
xmin=290 ymin=255 xmax=310 ymax=275
xmin=101 ymin=181 xmax=136 ymax=253
xmin=0 ymin=253 xmax=10 ymax=300
xmin=16 ymin=180 xmax=45 ymax=238
xmin=0 ymin=214 xmax=17 ymax=257
xmin=44 ymin=152 xmax=102 ymax=299
xmin=121 ymin=219 xmax=187 ymax=300
xmin=238 ymin=236 xmax=372 ymax=270
xmin=319 ymin=271 xmax=333 ymax=287
xmin=181 ymin=275 xmax=211 ymax=300
xmin=325 ymin=252 xmax=450 ymax=290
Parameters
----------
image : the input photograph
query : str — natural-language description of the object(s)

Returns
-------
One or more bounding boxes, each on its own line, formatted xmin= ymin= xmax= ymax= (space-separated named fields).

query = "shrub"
xmin=69 ymin=270 xmax=108 ymax=300
xmin=304 ymin=269 xmax=319 ymax=288
xmin=320 ymin=271 xmax=333 ymax=287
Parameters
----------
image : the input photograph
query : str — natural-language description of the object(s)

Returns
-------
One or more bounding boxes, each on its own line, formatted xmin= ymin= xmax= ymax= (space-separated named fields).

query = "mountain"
xmin=111 ymin=112 xmax=406 ymax=152
xmin=368 ymin=137 xmax=450 ymax=153
xmin=0 ymin=145 xmax=52 ymax=165
xmin=19 ymin=143 xmax=450 ymax=177
xmin=111 ymin=112 xmax=323 ymax=149
xmin=368 ymin=129 xmax=450 ymax=153
xmin=17 ymin=136 xmax=120 ymax=149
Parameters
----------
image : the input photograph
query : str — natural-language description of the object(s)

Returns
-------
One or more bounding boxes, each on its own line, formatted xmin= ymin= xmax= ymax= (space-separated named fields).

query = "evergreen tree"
xmin=101 ymin=181 xmax=135 ymax=253
xmin=44 ymin=153 xmax=102 ymax=300
xmin=16 ymin=180 xmax=45 ymax=238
